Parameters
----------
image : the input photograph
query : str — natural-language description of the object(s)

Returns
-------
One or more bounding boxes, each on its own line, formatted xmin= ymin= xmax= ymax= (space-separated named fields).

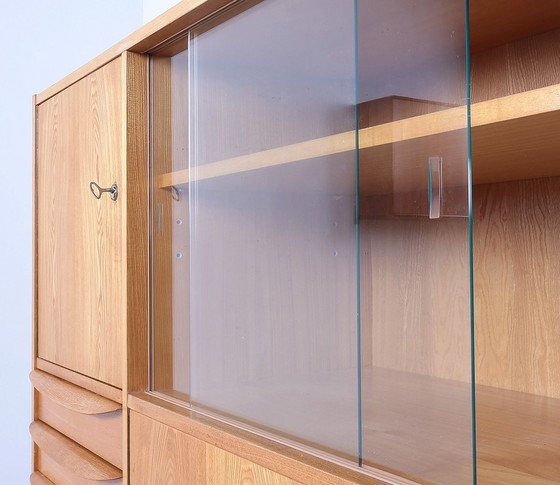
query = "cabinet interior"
xmin=149 ymin=1 xmax=560 ymax=484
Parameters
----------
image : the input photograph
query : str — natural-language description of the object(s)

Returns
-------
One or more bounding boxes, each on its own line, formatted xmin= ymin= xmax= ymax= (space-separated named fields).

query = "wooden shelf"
xmin=157 ymin=84 xmax=560 ymax=192
xmin=146 ymin=366 xmax=560 ymax=485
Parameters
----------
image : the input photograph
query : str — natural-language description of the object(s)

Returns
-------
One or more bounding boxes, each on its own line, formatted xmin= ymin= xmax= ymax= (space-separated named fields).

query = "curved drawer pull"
xmin=90 ymin=181 xmax=118 ymax=201
xmin=30 ymin=472 xmax=55 ymax=485
xmin=30 ymin=370 xmax=120 ymax=415
xmin=30 ymin=421 xmax=122 ymax=481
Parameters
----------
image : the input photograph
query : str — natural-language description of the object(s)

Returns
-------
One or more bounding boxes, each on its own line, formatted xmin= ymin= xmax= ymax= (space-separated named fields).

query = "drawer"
xmin=31 ymin=370 xmax=122 ymax=468
xmin=31 ymin=421 xmax=123 ymax=485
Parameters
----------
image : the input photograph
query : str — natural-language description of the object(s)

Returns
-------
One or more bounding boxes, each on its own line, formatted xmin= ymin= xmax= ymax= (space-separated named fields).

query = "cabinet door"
xmin=129 ymin=411 xmax=302 ymax=485
xmin=36 ymin=58 xmax=124 ymax=388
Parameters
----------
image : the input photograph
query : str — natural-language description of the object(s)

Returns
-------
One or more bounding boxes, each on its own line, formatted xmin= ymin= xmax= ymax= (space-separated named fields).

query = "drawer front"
xmin=36 ymin=392 xmax=122 ymax=468
xmin=31 ymin=421 xmax=122 ymax=485
xmin=37 ymin=450 xmax=123 ymax=485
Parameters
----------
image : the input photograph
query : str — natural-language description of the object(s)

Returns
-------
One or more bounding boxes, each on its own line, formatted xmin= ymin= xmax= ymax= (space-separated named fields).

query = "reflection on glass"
xmin=358 ymin=1 xmax=472 ymax=484
xmin=153 ymin=0 xmax=360 ymax=462
xmin=150 ymin=0 xmax=474 ymax=482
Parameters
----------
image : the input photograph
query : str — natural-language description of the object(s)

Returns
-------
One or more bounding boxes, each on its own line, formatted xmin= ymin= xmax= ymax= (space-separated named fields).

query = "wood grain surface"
xmin=35 ymin=391 xmax=122 ymax=468
xmin=36 ymin=450 xmax=123 ymax=485
xmin=471 ymin=28 xmax=560 ymax=103
xmin=473 ymin=177 xmax=560 ymax=398
xmin=30 ymin=421 xmax=122 ymax=480
xmin=361 ymin=216 xmax=471 ymax=382
xmin=35 ymin=359 xmax=122 ymax=404
xmin=130 ymin=410 xmax=317 ymax=485
xmin=122 ymin=51 xmax=150 ymax=395
xmin=469 ymin=0 xmax=560 ymax=53
xmin=150 ymin=56 xmax=176 ymax=392
xmin=30 ymin=472 xmax=55 ymax=485
xmin=130 ymin=368 xmax=560 ymax=485
xmin=30 ymin=370 xmax=120 ymax=414
xmin=36 ymin=57 xmax=124 ymax=388
xmin=128 ymin=394 xmax=402 ymax=485
xmin=158 ymin=84 xmax=560 ymax=191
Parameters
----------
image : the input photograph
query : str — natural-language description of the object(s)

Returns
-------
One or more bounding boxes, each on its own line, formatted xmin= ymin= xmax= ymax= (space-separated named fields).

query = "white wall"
xmin=143 ymin=0 xmax=181 ymax=23
xmin=0 ymin=1 xmax=142 ymax=481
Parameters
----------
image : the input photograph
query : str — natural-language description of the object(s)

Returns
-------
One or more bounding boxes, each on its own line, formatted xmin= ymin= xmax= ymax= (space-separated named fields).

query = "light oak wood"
xmin=30 ymin=421 xmax=122 ymax=480
xmin=469 ymin=0 xmax=560 ymax=53
xmin=37 ymin=57 xmax=125 ymax=388
xmin=158 ymin=84 xmax=560 ymax=190
xmin=37 ymin=450 xmax=123 ymax=485
xmin=150 ymin=56 xmax=176 ymax=392
xmin=473 ymin=177 xmax=560 ymax=398
xmin=30 ymin=471 xmax=55 ymax=485
xmin=35 ymin=359 xmax=122 ymax=404
xmin=206 ymin=444 xmax=304 ymax=485
xmin=128 ymin=394 xmax=420 ymax=485
xmin=36 ymin=391 xmax=122 ymax=468
xmin=132 ymin=366 xmax=560 ymax=485
xmin=471 ymin=28 xmax=560 ymax=103
xmin=30 ymin=370 xmax=120 ymax=414
xmin=130 ymin=410 xmax=393 ymax=485
xmin=129 ymin=411 xmax=207 ymax=484
xmin=477 ymin=384 xmax=560 ymax=484
xmin=121 ymin=49 xmax=150 ymax=485
xmin=122 ymin=51 xmax=149 ymax=395
xmin=361 ymin=216 xmax=470 ymax=382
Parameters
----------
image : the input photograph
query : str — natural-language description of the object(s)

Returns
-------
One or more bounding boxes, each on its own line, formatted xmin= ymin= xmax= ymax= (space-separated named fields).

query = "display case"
xmin=32 ymin=0 xmax=560 ymax=484
xmin=150 ymin=1 xmax=473 ymax=483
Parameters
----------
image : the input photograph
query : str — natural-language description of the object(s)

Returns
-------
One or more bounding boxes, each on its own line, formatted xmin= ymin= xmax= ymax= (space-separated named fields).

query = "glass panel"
xmin=357 ymin=1 xmax=473 ymax=484
xmin=152 ymin=0 xmax=360 ymax=462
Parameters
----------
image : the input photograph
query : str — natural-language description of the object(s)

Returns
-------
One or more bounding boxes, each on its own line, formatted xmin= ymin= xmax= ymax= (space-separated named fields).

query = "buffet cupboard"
xmin=30 ymin=0 xmax=560 ymax=484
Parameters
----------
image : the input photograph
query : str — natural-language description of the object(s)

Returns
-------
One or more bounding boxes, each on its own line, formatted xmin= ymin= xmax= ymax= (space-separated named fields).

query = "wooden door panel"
xmin=37 ymin=57 xmax=124 ymax=387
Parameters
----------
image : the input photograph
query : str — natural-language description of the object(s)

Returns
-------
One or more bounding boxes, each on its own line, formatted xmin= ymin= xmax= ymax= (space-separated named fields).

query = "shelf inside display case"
xmin=157 ymin=84 xmax=560 ymax=191
xmin=154 ymin=366 xmax=560 ymax=485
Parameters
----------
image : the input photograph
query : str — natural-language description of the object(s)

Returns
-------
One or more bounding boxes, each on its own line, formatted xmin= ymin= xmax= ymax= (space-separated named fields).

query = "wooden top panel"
xmin=35 ymin=0 xmax=560 ymax=104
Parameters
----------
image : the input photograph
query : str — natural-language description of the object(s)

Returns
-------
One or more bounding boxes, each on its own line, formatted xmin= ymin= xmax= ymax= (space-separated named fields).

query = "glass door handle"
xmin=428 ymin=156 xmax=442 ymax=219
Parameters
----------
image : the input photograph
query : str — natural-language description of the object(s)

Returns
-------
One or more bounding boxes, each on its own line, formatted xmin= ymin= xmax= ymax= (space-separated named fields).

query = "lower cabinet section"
xmin=35 ymin=390 xmax=122 ymax=468
xmin=129 ymin=411 xmax=302 ymax=485
xmin=31 ymin=421 xmax=123 ymax=485
xmin=30 ymin=370 xmax=124 ymax=485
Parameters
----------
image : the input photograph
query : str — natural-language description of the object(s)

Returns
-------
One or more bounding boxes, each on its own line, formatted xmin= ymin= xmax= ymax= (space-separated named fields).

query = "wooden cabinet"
xmin=32 ymin=51 xmax=148 ymax=484
xmin=31 ymin=1 xmax=560 ymax=484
